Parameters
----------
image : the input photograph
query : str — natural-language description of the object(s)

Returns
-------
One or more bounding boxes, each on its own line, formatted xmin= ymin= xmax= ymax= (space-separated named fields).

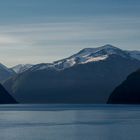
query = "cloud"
xmin=0 ymin=16 xmax=139 ymax=66
xmin=0 ymin=16 xmax=139 ymax=47
xmin=0 ymin=35 xmax=21 ymax=45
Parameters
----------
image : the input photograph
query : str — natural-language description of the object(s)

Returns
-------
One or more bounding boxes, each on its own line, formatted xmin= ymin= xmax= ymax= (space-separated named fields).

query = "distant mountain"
xmin=108 ymin=70 xmax=140 ymax=104
xmin=28 ymin=44 xmax=140 ymax=72
xmin=0 ymin=83 xmax=17 ymax=104
xmin=128 ymin=50 xmax=140 ymax=60
xmin=0 ymin=63 xmax=15 ymax=82
xmin=3 ymin=45 xmax=140 ymax=103
xmin=11 ymin=64 xmax=33 ymax=74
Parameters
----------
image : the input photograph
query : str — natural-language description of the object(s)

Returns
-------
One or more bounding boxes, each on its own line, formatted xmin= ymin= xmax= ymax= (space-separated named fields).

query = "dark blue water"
xmin=0 ymin=104 xmax=140 ymax=140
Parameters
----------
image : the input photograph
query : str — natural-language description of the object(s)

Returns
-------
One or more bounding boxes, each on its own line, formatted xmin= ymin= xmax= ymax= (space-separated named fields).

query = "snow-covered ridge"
xmin=12 ymin=64 xmax=33 ymax=74
xmin=29 ymin=44 xmax=140 ymax=72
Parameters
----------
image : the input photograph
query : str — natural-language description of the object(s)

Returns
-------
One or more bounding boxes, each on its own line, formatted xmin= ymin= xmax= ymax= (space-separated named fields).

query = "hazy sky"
xmin=0 ymin=0 xmax=140 ymax=67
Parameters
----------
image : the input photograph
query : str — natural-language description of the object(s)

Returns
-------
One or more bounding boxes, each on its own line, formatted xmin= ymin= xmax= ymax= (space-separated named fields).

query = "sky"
xmin=0 ymin=0 xmax=140 ymax=67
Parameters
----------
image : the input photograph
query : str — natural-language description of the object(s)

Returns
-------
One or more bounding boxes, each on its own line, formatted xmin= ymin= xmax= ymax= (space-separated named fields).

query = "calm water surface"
xmin=0 ymin=104 xmax=140 ymax=140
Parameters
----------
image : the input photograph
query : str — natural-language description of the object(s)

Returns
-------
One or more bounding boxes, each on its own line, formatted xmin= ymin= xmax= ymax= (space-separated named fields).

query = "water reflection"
xmin=0 ymin=105 xmax=139 ymax=140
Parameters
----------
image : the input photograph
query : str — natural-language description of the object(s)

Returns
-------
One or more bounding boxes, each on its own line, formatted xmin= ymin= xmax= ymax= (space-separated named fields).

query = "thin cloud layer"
xmin=0 ymin=0 xmax=139 ymax=66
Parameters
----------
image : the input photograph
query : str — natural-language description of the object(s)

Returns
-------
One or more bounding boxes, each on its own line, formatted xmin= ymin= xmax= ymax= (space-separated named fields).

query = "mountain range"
xmin=2 ymin=44 xmax=140 ymax=103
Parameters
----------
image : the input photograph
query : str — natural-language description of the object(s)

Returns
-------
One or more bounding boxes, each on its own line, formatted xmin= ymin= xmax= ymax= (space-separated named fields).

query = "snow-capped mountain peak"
xmin=28 ymin=44 xmax=140 ymax=72
xmin=52 ymin=44 xmax=129 ymax=69
xmin=75 ymin=44 xmax=119 ymax=55
xmin=70 ymin=44 xmax=126 ymax=61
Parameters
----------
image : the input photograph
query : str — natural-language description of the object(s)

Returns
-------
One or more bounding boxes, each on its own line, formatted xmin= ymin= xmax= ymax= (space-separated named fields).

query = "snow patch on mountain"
xmin=81 ymin=55 xmax=108 ymax=64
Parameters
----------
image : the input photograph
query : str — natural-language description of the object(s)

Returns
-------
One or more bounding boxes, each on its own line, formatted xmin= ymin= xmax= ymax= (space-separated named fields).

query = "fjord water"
xmin=0 ymin=105 xmax=140 ymax=140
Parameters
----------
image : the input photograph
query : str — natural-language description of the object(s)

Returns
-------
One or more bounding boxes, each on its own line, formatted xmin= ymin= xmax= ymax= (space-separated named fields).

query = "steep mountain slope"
xmin=3 ymin=44 xmax=140 ymax=103
xmin=11 ymin=64 xmax=33 ymax=74
xmin=0 ymin=63 xmax=15 ymax=82
xmin=108 ymin=70 xmax=140 ymax=104
xmin=0 ymin=83 xmax=17 ymax=104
